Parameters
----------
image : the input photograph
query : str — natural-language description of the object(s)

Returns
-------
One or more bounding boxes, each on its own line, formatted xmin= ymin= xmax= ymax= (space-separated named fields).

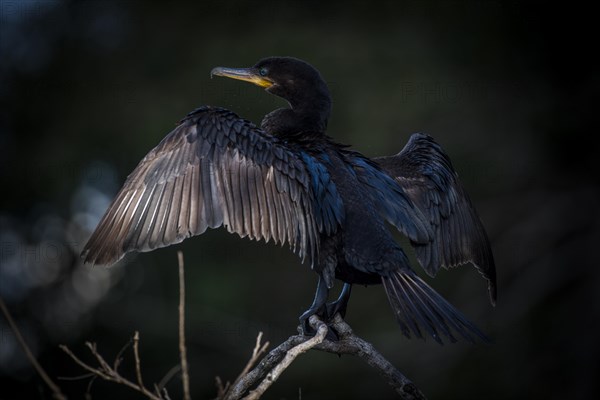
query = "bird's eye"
xmin=259 ymin=67 xmax=268 ymax=76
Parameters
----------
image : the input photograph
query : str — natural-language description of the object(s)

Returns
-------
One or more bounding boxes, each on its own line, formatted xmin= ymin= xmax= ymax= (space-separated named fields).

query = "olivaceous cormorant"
xmin=82 ymin=57 xmax=496 ymax=344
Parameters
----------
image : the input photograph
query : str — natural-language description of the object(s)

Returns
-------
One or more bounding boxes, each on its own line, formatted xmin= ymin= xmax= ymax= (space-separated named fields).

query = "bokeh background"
xmin=1 ymin=1 xmax=597 ymax=399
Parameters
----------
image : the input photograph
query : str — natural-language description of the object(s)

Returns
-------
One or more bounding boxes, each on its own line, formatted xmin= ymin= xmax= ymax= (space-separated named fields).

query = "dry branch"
xmin=243 ymin=315 xmax=328 ymax=400
xmin=56 ymin=251 xmax=426 ymax=399
xmin=58 ymin=252 xmax=193 ymax=399
xmin=177 ymin=251 xmax=192 ymax=400
xmin=59 ymin=335 xmax=162 ymax=400
xmin=222 ymin=314 xmax=426 ymax=400
xmin=216 ymin=331 xmax=270 ymax=399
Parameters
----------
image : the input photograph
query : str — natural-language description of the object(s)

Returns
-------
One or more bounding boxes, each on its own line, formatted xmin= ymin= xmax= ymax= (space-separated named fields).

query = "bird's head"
xmin=211 ymin=57 xmax=331 ymax=134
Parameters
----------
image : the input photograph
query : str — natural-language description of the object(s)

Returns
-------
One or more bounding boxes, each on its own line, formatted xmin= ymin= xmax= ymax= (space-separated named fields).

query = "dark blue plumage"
xmin=82 ymin=57 xmax=496 ymax=344
xmin=299 ymin=151 xmax=343 ymax=236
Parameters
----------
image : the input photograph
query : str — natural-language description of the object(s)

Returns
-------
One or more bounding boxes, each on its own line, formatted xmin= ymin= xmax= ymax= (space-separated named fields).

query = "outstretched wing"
xmin=344 ymin=152 xmax=432 ymax=245
xmin=82 ymin=106 xmax=342 ymax=266
xmin=375 ymin=133 xmax=496 ymax=305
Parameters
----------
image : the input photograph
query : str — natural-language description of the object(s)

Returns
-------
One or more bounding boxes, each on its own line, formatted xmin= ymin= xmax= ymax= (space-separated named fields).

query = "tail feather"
xmin=382 ymin=271 xmax=489 ymax=344
xmin=397 ymin=273 xmax=456 ymax=342
xmin=384 ymin=275 xmax=426 ymax=339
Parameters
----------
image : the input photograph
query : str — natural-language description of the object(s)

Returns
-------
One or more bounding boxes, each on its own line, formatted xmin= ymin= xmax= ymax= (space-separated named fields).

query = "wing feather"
xmin=375 ymin=133 xmax=496 ymax=305
xmin=82 ymin=106 xmax=334 ymax=266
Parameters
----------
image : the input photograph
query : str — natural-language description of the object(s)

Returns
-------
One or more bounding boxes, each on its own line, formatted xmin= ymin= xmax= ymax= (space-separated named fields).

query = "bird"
xmin=82 ymin=56 xmax=496 ymax=344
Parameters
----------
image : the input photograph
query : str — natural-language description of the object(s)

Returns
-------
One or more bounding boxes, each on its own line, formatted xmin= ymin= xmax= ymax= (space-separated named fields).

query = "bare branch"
xmin=60 ymin=336 xmax=162 ymax=400
xmin=0 ymin=296 xmax=67 ymax=400
xmin=215 ymin=376 xmax=229 ymax=398
xmin=243 ymin=315 xmax=328 ymax=400
xmin=161 ymin=387 xmax=172 ymax=400
xmin=59 ymin=252 xmax=192 ymax=400
xmin=132 ymin=331 xmax=157 ymax=399
xmin=113 ymin=336 xmax=134 ymax=372
xmin=216 ymin=331 xmax=270 ymax=399
xmin=57 ymin=373 xmax=96 ymax=381
xmin=87 ymin=342 xmax=112 ymax=374
xmin=225 ymin=335 xmax=304 ymax=399
xmin=313 ymin=315 xmax=425 ymax=400
xmin=234 ymin=332 xmax=270 ymax=388
xmin=60 ymin=250 xmax=425 ymax=400
xmin=132 ymin=333 xmax=146 ymax=390
xmin=225 ymin=314 xmax=426 ymax=400
xmin=157 ymin=365 xmax=181 ymax=393
xmin=86 ymin=375 xmax=97 ymax=400
xmin=177 ymin=250 xmax=192 ymax=400
xmin=59 ymin=345 xmax=112 ymax=381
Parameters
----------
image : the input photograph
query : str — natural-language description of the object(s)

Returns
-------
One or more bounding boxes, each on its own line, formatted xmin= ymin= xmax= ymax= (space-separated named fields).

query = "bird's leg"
xmin=326 ymin=282 xmax=352 ymax=319
xmin=299 ymin=275 xmax=329 ymax=336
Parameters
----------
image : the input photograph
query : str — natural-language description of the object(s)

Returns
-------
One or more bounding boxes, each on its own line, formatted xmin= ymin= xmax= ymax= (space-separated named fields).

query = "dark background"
xmin=1 ymin=1 xmax=597 ymax=399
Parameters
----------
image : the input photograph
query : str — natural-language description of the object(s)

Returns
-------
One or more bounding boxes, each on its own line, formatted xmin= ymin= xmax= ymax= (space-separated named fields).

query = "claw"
xmin=299 ymin=276 xmax=329 ymax=335
xmin=326 ymin=283 xmax=352 ymax=319
xmin=299 ymin=280 xmax=353 ymax=341
xmin=299 ymin=309 xmax=341 ymax=341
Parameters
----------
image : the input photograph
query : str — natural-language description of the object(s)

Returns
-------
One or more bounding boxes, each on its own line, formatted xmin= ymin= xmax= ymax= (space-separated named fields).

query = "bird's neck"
xmin=261 ymin=96 xmax=331 ymax=138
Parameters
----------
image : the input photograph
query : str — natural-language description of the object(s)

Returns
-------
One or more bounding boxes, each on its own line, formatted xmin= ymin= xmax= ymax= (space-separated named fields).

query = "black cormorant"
xmin=82 ymin=57 xmax=496 ymax=344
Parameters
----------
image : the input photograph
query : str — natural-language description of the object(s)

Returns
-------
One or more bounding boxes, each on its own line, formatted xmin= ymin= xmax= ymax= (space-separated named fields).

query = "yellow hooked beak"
xmin=210 ymin=67 xmax=274 ymax=88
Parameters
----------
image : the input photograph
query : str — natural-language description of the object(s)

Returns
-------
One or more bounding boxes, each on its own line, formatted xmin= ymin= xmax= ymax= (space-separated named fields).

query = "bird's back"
xmin=310 ymin=146 xmax=416 ymax=287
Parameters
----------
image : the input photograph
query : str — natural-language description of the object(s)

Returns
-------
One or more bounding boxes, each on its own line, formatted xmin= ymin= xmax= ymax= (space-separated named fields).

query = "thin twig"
xmin=113 ymin=335 xmax=134 ymax=372
xmin=161 ymin=387 xmax=172 ymax=400
xmin=218 ymin=332 xmax=270 ymax=399
xmin=57 ymin=372 xmax=96 ymax=381
xmin=157 ymin=364 xmax=181 ymax=393
xmin=59 ymin=253 xmax=193 ymax=400
xmin=59 ymin=345 xmax=112 ymax=381
xmin=225 ymin=335 xmax=305 ymax=399
xmin=234 ymin=333 xmax=270 ymax=387
xmin=0 ymin=296 xmax=67 ymax=400
xmin=87 ymin=342 xmax=112 ymax=373
xmin=216 ymin=376 xmax=229 ymax=398
xmin=85 ymin=374 xmax=97 ymax=400
xmin=177 ymin=251 xmax=192 ymax=400
xmin=243 ymin=315 xmax=328 ymax=400
xmin=59 ymin=338 xmax=162 ymax=400
xmin=133 ymin=331 xmax=151 ymax=396
xmin=153 ymin=384 xmax=172 ymax=400
xmin=132 ymin=332 xmax=160 ymax=399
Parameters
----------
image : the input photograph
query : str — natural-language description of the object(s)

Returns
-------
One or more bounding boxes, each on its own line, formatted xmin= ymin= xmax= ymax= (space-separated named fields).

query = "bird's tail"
xmin=382 ymin=271 xmax=490 ymax=344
